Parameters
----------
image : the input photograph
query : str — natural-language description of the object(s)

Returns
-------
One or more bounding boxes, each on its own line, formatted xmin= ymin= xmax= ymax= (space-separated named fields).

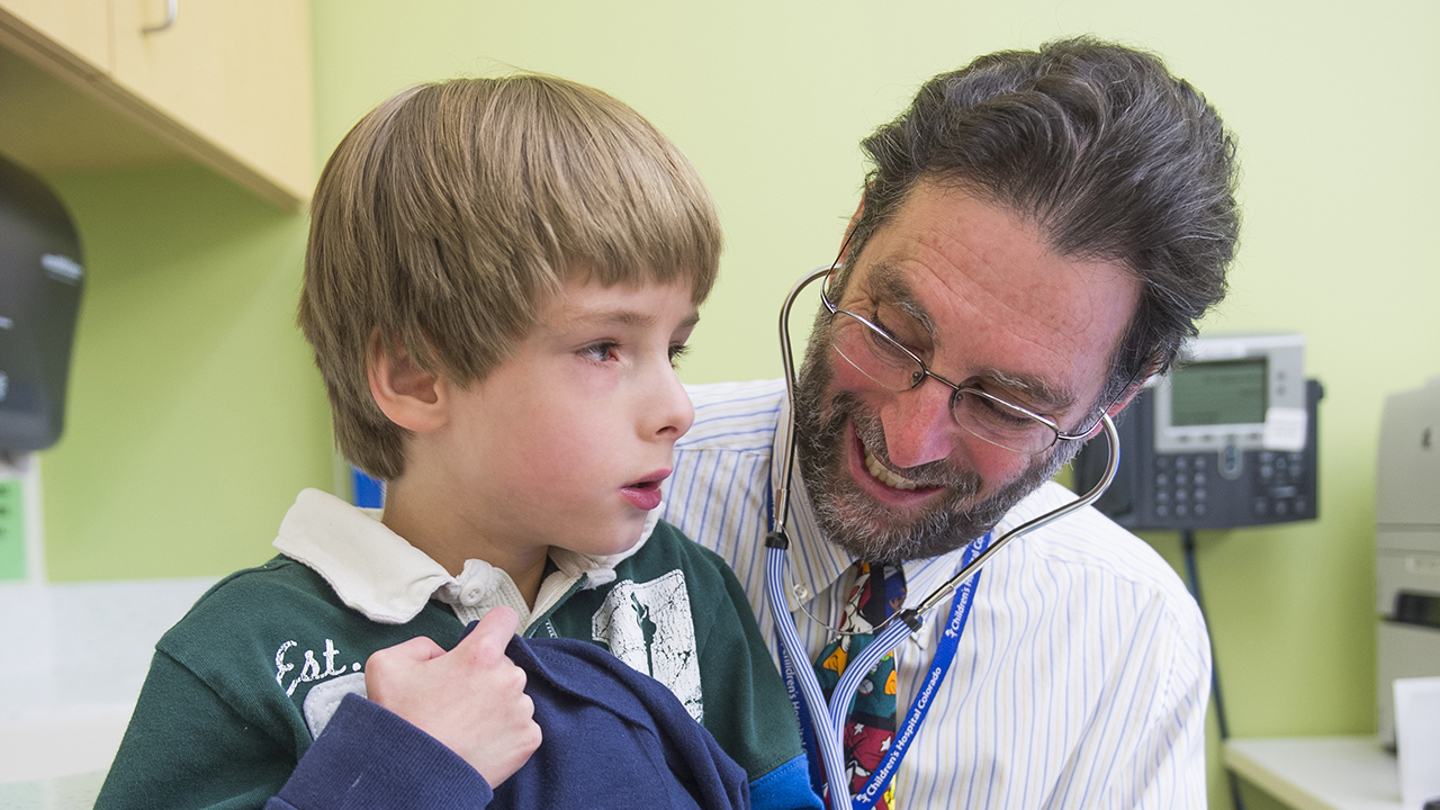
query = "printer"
xmin=1376 ymin=376 xmax=1440 ymax=746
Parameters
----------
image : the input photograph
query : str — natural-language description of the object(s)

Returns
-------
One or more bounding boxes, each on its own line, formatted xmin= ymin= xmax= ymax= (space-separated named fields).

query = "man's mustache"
xmin=843 ymin=395 xmax=982 ymax=496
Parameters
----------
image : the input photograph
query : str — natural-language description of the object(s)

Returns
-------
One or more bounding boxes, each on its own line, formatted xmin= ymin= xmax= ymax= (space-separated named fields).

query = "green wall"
xmin=34 ymin=3 xmax=1440 ymax=809
xmin=40 ymin=166 xmax=330 ymax=579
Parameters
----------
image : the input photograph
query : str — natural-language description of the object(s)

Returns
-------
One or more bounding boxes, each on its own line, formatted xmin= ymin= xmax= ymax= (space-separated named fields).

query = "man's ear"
xmin=825 ymin=192 xmax=867 ymax=291
xmin=367 ymin=330 xmax=447 ymax=434
xmin=838 ymin=192 xmax=866 ymax=263
xmin=1083 ymin=364 xmax=1158 ymax=439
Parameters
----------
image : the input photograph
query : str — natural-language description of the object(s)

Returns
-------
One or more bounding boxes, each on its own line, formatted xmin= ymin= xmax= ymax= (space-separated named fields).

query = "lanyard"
xmin=767 ymin=486 xmax=988 ymax=808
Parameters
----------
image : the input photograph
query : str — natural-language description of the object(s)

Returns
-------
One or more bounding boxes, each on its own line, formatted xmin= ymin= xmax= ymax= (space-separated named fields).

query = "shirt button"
xmin=462 ymin=586 xmax=484 ymax=605
xmin=792 ymin=583 xmax=810 ymax=600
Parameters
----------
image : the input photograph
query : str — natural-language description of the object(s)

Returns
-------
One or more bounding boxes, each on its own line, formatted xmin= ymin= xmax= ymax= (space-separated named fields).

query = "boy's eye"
xmin=579 ymin=341 xmax=621 ymax=363
xmin=668 ymin=343 xmax=690 ymax=368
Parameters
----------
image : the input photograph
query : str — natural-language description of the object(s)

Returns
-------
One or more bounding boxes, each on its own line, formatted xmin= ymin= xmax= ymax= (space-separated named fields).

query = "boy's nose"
xmin=876 ymin=379 xmax=962 ymax=468
xmin=648 ymin=363 xmax=695 ymax=440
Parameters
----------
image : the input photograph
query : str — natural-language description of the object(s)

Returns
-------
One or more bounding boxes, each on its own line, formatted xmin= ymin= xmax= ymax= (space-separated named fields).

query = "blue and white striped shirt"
xmin=661 ymin=379 xmax=1209 ymax=809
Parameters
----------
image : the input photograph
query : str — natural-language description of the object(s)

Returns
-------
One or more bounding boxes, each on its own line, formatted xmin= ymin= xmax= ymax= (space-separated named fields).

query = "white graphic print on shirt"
xmin=591 ymin=570 xmax=703 ymax=722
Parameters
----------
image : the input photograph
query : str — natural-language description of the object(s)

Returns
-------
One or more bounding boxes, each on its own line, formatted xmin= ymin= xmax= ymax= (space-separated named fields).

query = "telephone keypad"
xmin=1151 ymin=450 xmax=1312 ymax=526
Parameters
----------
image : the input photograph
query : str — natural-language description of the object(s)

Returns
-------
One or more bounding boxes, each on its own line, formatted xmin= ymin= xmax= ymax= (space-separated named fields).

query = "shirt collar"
xmin=273 ymin=488 xmax=657 ymax=626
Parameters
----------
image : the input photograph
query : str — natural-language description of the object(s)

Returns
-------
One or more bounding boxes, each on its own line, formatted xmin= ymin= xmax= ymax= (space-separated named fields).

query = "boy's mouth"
xmin=620 ymin=469 xmax=670 ymax=511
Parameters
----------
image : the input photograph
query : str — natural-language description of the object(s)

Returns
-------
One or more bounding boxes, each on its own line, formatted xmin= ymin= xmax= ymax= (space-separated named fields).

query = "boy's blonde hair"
xmin=299 ymin=75 xmax=721 ymax=480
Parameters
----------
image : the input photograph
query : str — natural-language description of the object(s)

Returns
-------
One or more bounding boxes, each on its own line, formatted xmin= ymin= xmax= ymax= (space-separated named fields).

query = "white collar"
xmin=273 ymin=488 xmax=657 ymax=627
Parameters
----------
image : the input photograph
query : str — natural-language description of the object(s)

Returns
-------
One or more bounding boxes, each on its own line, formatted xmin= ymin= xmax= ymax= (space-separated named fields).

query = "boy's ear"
xmin=367 ymin=330 xmax=447 ymax=433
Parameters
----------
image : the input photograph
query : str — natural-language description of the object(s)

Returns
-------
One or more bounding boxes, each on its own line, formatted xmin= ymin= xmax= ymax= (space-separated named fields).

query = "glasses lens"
xmin=831 ymin=312 xmax=924 ymax=392
xmin=954 ymin=389 xmax=1055 ymax=454
xmin=827 ymin=307 xmax=1058 ymax=456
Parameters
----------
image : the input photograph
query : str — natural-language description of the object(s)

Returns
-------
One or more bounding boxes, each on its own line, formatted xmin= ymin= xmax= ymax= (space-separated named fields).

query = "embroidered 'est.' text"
xmin=275 ymin=639 xmax=361 ymax=696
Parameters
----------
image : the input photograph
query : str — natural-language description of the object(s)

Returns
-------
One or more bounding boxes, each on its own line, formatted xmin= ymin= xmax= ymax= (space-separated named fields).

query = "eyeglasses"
xmin=819 ymin=272 xmax=1116 ymax=455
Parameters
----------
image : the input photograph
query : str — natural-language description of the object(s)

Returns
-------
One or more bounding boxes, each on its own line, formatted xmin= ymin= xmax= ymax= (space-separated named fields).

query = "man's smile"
xmin=846 ymin=420 xmax=953 ymax=506
xmin=862 ymin=445 xmax=922 ymax=491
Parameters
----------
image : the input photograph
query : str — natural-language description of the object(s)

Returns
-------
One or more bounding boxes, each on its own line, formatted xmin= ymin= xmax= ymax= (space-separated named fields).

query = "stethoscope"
xmin=763 ymin=266 xmax=1122 ymax=807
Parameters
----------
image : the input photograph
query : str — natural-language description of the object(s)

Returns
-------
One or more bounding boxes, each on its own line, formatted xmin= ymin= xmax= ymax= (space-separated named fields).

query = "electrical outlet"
xmin=0 ymin=476 xmax=23 ymax=580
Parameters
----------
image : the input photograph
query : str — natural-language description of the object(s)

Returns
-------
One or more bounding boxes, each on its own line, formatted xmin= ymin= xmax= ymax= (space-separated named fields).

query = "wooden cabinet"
xmin=0 ymin=0 xmax=109 ymax=75
xmin=0 ymin=0 xmax=313 ymax=210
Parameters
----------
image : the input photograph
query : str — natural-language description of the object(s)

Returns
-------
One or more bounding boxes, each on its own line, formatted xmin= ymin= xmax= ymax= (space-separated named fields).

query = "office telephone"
xmin=1074 ymin=333 xmax=1321 ymax=531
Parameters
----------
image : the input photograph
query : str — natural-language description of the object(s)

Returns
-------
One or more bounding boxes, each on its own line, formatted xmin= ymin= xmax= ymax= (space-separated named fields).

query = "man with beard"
xmin=660 ymin=37 xmax=1238 ymax=809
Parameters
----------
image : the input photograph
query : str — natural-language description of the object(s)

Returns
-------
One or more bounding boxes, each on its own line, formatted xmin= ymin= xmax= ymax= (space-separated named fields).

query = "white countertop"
xmin=1225 ymin=736 xmax=1406 ymax=810
xmin=0 ymin=577 xmax=217 ymax=807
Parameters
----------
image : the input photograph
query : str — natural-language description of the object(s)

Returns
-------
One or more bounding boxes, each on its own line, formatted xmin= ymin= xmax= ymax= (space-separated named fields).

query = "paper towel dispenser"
xmin=0 ymin=153 xmax=84 ymax=453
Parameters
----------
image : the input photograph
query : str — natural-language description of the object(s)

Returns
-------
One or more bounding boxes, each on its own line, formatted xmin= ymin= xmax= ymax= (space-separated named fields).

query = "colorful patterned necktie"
xmin=813 ymin=561 xmax=907 ymax=809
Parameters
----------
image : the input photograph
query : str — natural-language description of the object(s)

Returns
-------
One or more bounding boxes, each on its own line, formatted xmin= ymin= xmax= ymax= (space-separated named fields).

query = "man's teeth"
xmin=864 ymin=447 xmax=920 ymax=491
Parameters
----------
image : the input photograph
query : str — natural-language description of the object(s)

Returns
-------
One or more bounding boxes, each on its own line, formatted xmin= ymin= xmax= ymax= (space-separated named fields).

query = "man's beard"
xmin=791 ymin=318 xmax=1080 ymax=563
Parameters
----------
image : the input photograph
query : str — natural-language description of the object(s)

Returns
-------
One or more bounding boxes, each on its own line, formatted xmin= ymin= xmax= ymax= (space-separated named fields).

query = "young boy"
xmin=95 ymin=76 xmax=818 ymax=810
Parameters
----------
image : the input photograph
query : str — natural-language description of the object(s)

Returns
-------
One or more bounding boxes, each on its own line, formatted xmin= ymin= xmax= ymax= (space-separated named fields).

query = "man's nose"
xmin=876 ymin=378 xmax=963 ymax=468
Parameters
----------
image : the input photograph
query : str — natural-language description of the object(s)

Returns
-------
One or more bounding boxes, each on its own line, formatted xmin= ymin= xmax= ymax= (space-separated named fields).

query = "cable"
xmin=1180 ymin=529 xmax=1246 ymax=810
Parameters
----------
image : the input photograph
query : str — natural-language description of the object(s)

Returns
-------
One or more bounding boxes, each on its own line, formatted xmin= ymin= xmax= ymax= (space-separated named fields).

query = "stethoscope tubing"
xmin=765 ymin=543 xmax=850 ymax=797
xmin=768 ymin=265 xmax=1123 ymax=806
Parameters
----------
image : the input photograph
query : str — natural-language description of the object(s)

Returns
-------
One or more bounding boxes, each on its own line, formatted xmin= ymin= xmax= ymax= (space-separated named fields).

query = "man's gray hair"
xmin=845 ymin=36 xmax=1240 ymax=409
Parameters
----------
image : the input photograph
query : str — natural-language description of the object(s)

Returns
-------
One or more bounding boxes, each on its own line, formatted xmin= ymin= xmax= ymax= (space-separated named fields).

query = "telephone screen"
xmin=1170 ymin=358 xmax=1267 ymax=427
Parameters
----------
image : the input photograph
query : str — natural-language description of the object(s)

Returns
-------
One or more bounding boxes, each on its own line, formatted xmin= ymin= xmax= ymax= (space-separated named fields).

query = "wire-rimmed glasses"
xmin=818 ymin=272 xmax=1116 ymax=455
